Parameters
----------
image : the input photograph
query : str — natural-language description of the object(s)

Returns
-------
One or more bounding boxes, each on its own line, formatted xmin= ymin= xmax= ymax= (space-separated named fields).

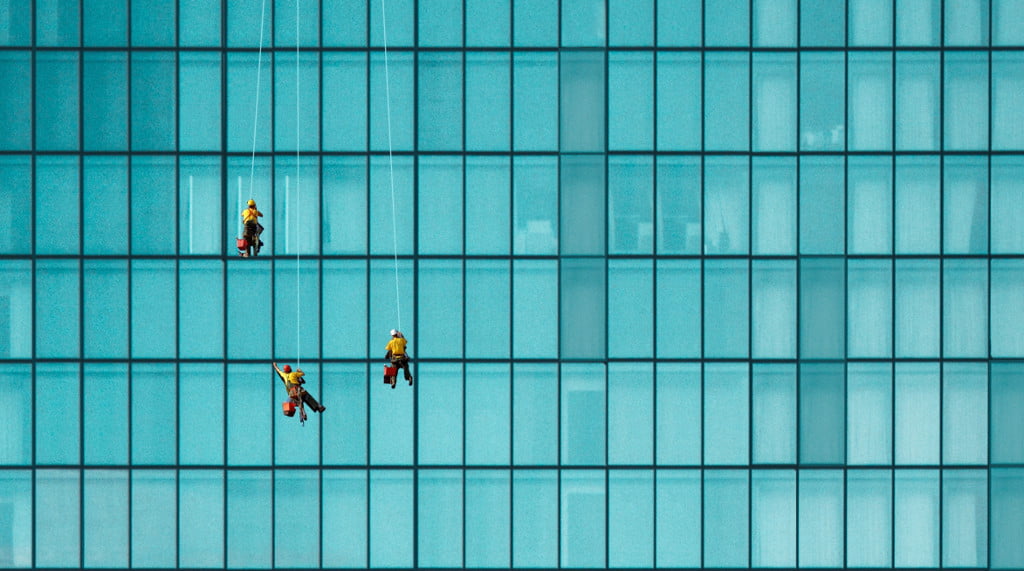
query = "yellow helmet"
xmin=247 ymin=199 xmax=256 ymax=207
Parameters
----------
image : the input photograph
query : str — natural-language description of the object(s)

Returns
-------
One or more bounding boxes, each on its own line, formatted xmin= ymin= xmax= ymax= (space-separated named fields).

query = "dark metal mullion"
xmin=889 ymin=2 xmax=898 ymax=565
xmin=555 ymin=0 xmax=563 ymax=565
xmin=125 ymin=0 xmax=134 ymax=566
xmin=651 ymin=0 xmax=660 ymax=562
xmin=602 ymin=1 xmax=610 ymax=565
xmin=460 ymin=2 xmax=468 ymax=568
xmin=842 ymin=14 xmax=851 ymax=568
xmin=173 ymin=5 xmax=182 ymax=569
xmin=363 ymin=4 xmax=372 ymax=564
xmin=746 ymin=2 xmax=754 ymax=565
xmin=507 ymin=3 xmax=515 ymax=566
xmin=317 ymin=0 xmax=326 ymax=565
xmin=985 ymin=1 xmax=994 ymax=567
xmin=220 ymin=2 xmax=230 ymax=567
xmin=267 ymin=2 xmax=276 ymax=568
xmin=412 ymin=0 xmax=421 ymax=567
xmin=699 ymin=1 xmax=706 ymax=566
xmin=793 ymin=0 xmax=801 ymax=565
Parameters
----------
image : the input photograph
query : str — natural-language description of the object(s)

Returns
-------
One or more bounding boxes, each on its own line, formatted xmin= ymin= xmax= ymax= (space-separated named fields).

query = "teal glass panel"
xmin=994 ymin=0 xmax=1024 ymax=44
xmin=562 ymin=0 xmax=605 ymax=47
xmin=417 ymin=363 xmax=463 ymax=465
xmin=608 ymin=260 xmax=653 ymax=358
xmin=36 ymin=52 xmax=80 ymax=151
xmin=847 ymin=259 xmax=892 ymax=358
xmin=895 ymin=52 xmax=940 ymax=150
xmin=656 ymin=53 xmax=701 ymax=151
xmin=465 ymin=157 xmax=510 ymax=254
xmin=0 ymin=2 xmax=32 ymax=45
xmin=466 ymin=52 xmax=510 ymax=151
xmin=848 ymin=156 xmax=893 ymax=253
xmin=83 ymin=0 xmax=125 ymax=45
xmin=560 ymin=51 xmax=605 ymax=152
xmin=561 ymin=363 xmax=606 ymax=465
xmin=322 ymin=156 xmax=366 ymax=253
xmin=512 ymin=470 xmax=557 ymax=566
xmin=707 ymin=0 xmax=749 ymax=46
xmin=226 ymin=258 xmax=272 ymax=359
xmin=704 ymin=156 xmax=749 ymax=254
xmin=83 ymin=470 xmax=128 ymax=567
xmin=943 ymin=363 xmax=988 ymax=465
xmin=942 ymin=470 xmax=988 ymax=567
xmin=324 ymin=0 xmax=366 ymax=46
xmin=82 ymin=260 xmax=127 ymax=358
xmin=0 ymin=261 xmax=31 ymax=358
xmin=226 ymin=364 xmax=271 ymax=465
xmin=943 ymin=259 xmax=988 ymax=358
xmin=131 ymin=0 xmax=174 ymax=46
xmin=849 ymin=52 xmax=893 ymax=150
xmin=322 ymin=262 xmax=367 ymax=359
xmin=895 ymin=259 xmax=940 ymax=357
xmin=798 ymin=470 xmax=844 ymax=566
xmin=418 ymin=52 xmax=463 ymax=150
xmin=656 ymin=0 xmax=700 ymax=46
xmin=753 ymin=0 xmax=797 ymax=46
xmin=36 ymin=261 xmax=79 ymax=358
xmin=847 ymin=363 xmax=893 ymax=465
xmin=753 ymin=52 xmax=797 ymax=152
xmin=0 ymin=366 xmax=30 ymax=464
xmin=418 ymin=157 xmax=463 ymax=254
xmin=512 ymin=260 xmax=557 ymax=358
xmin=943 ymin=156 xmax=988 ymax=254
xmin=799 ymin=156 xmax=845 ymax=254
xmin=179 ymin=157 xmax=222 ymax=255
xmin=513 ymin=155 xmax=557 ymax=255
xmin=36 ymin=0 xmax=79 ymax=46
xmin=465 ymin=471 xmax=510 ymax=567
xmin=850 ymin=0 xmax=894 ymax=45
xmin=178 ymin=260 xmax=223 ymax=358
xmin=83 ymin=52 xmax=127 ymax=151
xmin=227 ymin=0 xmax=267 ymax=46
xmin=609 ymin=470 xmax=653 ymax=567
xmin=368 ymin=259 xmax=415 ymax=352
xmin=752 ymin=157 xmax=796 ymax=254
xmin=0 ymin=157 xmax=30 ymax=253
xmin=847 ymin=469 xmax=893 ymax=566
xmin=897 ymin=0 xmax=940 ymax=45
xmin=512 ymin=53 xmax=561 ymax=150
xmin=417 ymin=470 xmax=463 ymax=567
xmin=751 ymin=260 xmax=796 ymax=358
xmin=321 ymin=364 xmax=367 ymax=465
xmin=799 ymin=363 xmax=845 ymax=464
xmin=991 ymin=363 xmax=1024 ymax=463
xmin=418 ymin=260 xmax=463 ymax=358
xmin=752 ymin=363 xmax=796 ymax=464
xmin=609 ymin=363 xmax=653 ymax=464
xmin=369 ymin=471 xmax=413 ymax=567
xmin=513 ymin=0 xmax=557 ymax=46
xmin=370 ymin=359 xmax=413 ymax=465
xmin=466 ymin=0 xmax=509 ymax=46
xmin=466 ymin=260 xmax=510 ymax=358
xmin=656 ymin=363 xmax=702 ymax=465
xmin=369 ymin=0 xmax=413 ymax=46
xmin=180 ymin=0 xmax=221 ymax=46
xmin=0 ymin=51 xmax=29 ymax=150
xmin=465 ymin=364 xmax=511 ymax=465
xmin=704 ymin=53 xmax=750 ymax=151
xmin=130 ymin=52 xmax=176 ymax=151
xmin=656 ymin=260 xmax=701 ymax=358
xmin=656 ymin=470 xmax=701 ymax=566
xmin=179 ymin=363 xmax=224 ymax=465
xmin=322 ymin=471 xmax=367 ymax=567
xmin=993 ymin=260 xmax=1024 ymax=357
xmin=83 ymin=364 xmax=127 ymax=464
xmin=130 ymin=260 xmax=176 ymax=358
xmin=226 ymin=471 xmax=272 ymax=568
xmin=273 ymin=0 xmax=320 ymax=47
xmin=227 ymin=52 xmax=272 ymax=152
xmin=180 ymin=470 xmax=224 ymax=568
xmin=944 ymin=53 xmax=989 ymax=151
xmin=83 ymin=156 xmax=128 ymax=254
xmin=895 ymin=363 xmax=940 ymax=465
xmin=991 ymin=468 xmax=1024 ymax=567
xmin=512 ymin=363 xmax=557 ymax=464
xmin=800 ymin=52 xmax=845 ymax=150
xmin=799 ymin=258 xmax=845 ymax=359
xmin=274 ymin=155 xmax=323 ymax=255
xmin=656 ymin=156 xmax=702 ymax=253
xmin=35 ymin=363 xmax=80 ymax=465
xmin=992 ymin=157 xmax=1024 ymax=253
xmin=129 ymin=364 xmax=175 ymax=468
xmin=945 ymin=0 xmax=990 ymax=45
xmin=704 ymin=470 xmax=749 ymax=568
xmin=131 ymin=471 xmax=176 ymax=567
xmin=179 ymin=52 xmax=222 ymax=151
xmin=704 ymin=363 xmax=749 ymax=465
xmin=704 ymin=260 xmax=749 ymax=358
xmin=370 ymin=51 xmax=413 ymax=151
xmin=609 ymin=0 xmax=652 ymax=46
xmin=273 ymin=52 xmax=320 ymax=152
xmin=895 ymin=469 xmax=940 ymax=567
xmin=609 ymin=52 xmax=653 ymax=150
xmin=751 ymin=470 xmax=795 ymax=566
xmin=895 ymin=155 xmax=940 ymax=252
xmin=35 ymin=156 xmax=79 ymax=254
xmin=269 ymin=478 xmax=321 ymax=569
xmin=559 ymin=258 xmax=606 ymax=359
xmin=369 ymin=156 xmax=414 ymax=255
xmin=801 ymin=0 xmax=846 ymax=45
xmin=35 ymin=470 xmax=80 ymax=567
xmin=560 ymin=470 xmax=606 ymax=567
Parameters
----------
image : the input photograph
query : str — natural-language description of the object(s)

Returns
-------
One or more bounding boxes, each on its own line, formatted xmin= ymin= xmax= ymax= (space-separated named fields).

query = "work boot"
xmin=318 ymin=405 xmax=326 ymax=413
xmin=407 ymin=375 xmax=413 ymax=386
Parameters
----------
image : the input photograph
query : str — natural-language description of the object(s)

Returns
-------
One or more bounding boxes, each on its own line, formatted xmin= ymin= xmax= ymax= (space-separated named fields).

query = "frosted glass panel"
xmin=798 ymin=470 xmax=844 ymax=567
xmin=704 ymin=470 xmax=749 ymax=568
xmin=992 ymin=260 xmax=1024 ymax=357
xmin=991 ymin=363 xmax=1024 ymax=464
xmin=656 ymin=470 xmax=701 ymax=567
xmin=752 ymin=364 xmax=796 ymax=464
xmin=895 ymin=470 xmax=939 ymax=567
xmin=895 ymin=363 xmax=940 ymax=465
xmin=847 ymin=363 xmax=893 ymax=465
xmin=943 ymin=363 xmax=988 ymax=465
xmin=704 ymin=363 xmax=749 ymax=465
xmin=656 ymin=363 xmax=702 ymax=465
xmin=943 ymin=259 xmax=988 ymax=358
xmin=847 ymin=470 xmax=893 ymax=567
xmin=942 ymin=470 xmax=988 ymax=567
xmin=751 ymin=470 xmax=795 ymax=567
xmin=847 ymin=259 xmax=892 ymax=358
xmin=895 ymin=259 xmax=940 ymax=357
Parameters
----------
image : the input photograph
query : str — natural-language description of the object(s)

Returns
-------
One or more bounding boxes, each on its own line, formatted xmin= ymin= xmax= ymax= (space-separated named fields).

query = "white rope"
xmin=381 ymin=0 xmax=402 ymax=332
xmin=247 ymin=0 xmax=267 ymax=204
xmin=295 ymin=0 xmax=301 ymax=368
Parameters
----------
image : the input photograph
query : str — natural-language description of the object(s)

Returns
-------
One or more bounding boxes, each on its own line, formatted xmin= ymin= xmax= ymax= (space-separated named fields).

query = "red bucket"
xmin=282 ymin=401 xmax=296 ymax=416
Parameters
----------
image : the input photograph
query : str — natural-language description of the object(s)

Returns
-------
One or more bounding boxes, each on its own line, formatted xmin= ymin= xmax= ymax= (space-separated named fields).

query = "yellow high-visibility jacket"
xmin=276 ymin=369 xmax=304 ymax=389
xmin=242 ymin=207 xmax=263 ymax=225
xmin=385 ymin=337 xmax=407 ymax=356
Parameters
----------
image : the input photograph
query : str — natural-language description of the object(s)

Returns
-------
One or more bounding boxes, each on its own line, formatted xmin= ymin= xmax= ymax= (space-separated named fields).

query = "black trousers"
xmin=391 ymin=356 xmax=413 ymax=380
xmin=289 ymin=387 xmax=322 ymax=411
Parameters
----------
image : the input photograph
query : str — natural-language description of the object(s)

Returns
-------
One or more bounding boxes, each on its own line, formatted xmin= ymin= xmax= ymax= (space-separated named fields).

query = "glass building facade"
xmin=1 ymin=0 xmax=1024 ymax=568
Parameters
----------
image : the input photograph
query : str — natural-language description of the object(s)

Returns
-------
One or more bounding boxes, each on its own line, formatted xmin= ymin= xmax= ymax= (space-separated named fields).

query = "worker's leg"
xmin=301 ymin=390 xmax=325 ymax=412
xmin=401 ymin=358 xmax=413 ymax=381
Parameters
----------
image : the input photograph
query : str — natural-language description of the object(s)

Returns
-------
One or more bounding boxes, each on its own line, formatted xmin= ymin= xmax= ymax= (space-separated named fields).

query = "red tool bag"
xmin=282 ymin=401 xmax=296 ymax=416
xmin=383 ymin=366 xmax=397 ymax=383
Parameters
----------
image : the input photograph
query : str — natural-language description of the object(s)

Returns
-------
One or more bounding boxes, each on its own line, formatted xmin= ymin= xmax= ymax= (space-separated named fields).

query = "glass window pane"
xmin=512 ymin=260 xmax=557 ymax=358
xmin=180 ymin=158 xmax=223 ymax=255
xmin=35 ymin=470 xmax=80 ymax=567
xmin=704 ymin=470 xmax=749 ymax=568
xmin=897 ymin=0 xmax=940 ymax=45
xmin=466 ymin=260 xmax=510 ymax=358
xmin=226 ymin=259 xmax=272 ymax=358
xmin=180 ymin=0 xmax=221 ymax=45
xmin=0 ymin=157 xmax=31 ymax=253
xmin=273 ymin=156 xmax=322 ymax=256
xmin=417 ymin=156 xmax=463 ymax=255
xmin=943 ymin=156 xmax=988 ymax=254
xmin=943 ymin=259 xmax=988 ymax=358
xmin=512 ymin=470 xmax=557 ymax=566
xmin=83 ymin=470 xmax=128 ymax=567
xmin=657 ymin=0 xmax=701 ymax=46
xmin=798 ymin=470 xmax=844 ymax=566
xmin=706 ymin=0 xmax=749 ymax=45
xmin=656 ymin=156 xmax=702 ymax=254
xmin=847 ymin=363 xmax=893 ymax=465
xmin=417 ymin=363 xmax=463 ymax=465
xmin=560 ymin=470 xmax=606 ymax=568
xmin=609 ymin=470 xmax=653 ymax=567
xmin=226 ymin=364 xmax=271 ymax=465
xmin=323 ymin=53 xmax=366 ymax=151
xmin=656 ymin=260 xmax=701 ymax=358
xmin=559 ymin=258 xmax=605 ymax=359
xmin=178 ymin=260 xmax=224 ymax=358
xmin=466 ymin=0 xmax=510 ymax=46
xmin=417 ymin=52 xmax=462 ymax=150
xmin=704 ymin=260 xmax=749 ymax=358
xmin=656 ymin=470 xmax=701 ymax=565
xmin=895 ymin=363 xmax=941 ymax=464
xmin=752 ymin=363 xmax=796 ymax=464
xmin=131 ymin=0 xmax=174 ymax=46
xmin=513 ymin=0 xmax=558 ymax=46
xmin=800 ymin=52 xmax=846 ymax=149
xmin=0 ymin=365 xmax=30 ymax=464
xmin=322 ymin=471 xmax=367 ymax=567
xmin=656 ymin=53 xmax=701 ymax=150
xmin=36 ymin=52 xmax=79 ymax=151
xmin=227 ymin=471 xmax=272 ymax=568
xmin=753 ymin=52 xmax=797 ymax=152
xmin=417 ymin=470 xmax=462 ymax=567
xmin=945 ymin=0 xmax=990 ymax=45
xmin=895 ymin=469 xmax=940 ymax=567
xmin=131 ymin=470 xmax=176 ymax=568
xmin=513 ymin=363 xmax=557 ymax=465
xmin=561 ymin=364 xmax=606 ymax=465
xmin=608 ymin=260 xmax=653 ymax=358
xmin=35 ymin=156 xmax=80 ymax=254
xmin=799 ymin=363 xmax=845 ymax=464
xmin=179 ymin=52 xmax=222 ymax=151
xmin=513 ymin=52 xmax=558 ymax=150
xmin=704 ymin=363 xmax=749 ymax=465
xmin=801 ymin=0 xmax=845 ymax=45
xmin=849 ymin=52 xmax=893 ymax=150
xmin=0 ymin=3 xmax=32 ymax=46
xmin=227 ymin=53 xmax=272 ymax=152
xmin=896 ymin=52 xmax=940 ymax=150
xmin=466 ymin=157 xmax=511 ymax=254
xmin=992 ymin=157 xmax=1024 ymax=253
xmin=704 ymin=156 xmax=749 ymax=255
xmin=179 ymin=364 xmax=224 ymax=465
xmin=850 ymin=0 xmax=894 ymax=45
xmin=82 ymin=260 xmax=127 ymax=358
xmin=36 ymin=260 xmax=80 ymax=358
xmin=848 ymin=156 xmax=893 ymax=253
xmin=942 ymin=470 xmax=988 ymax=567
xmin=993 ymin=260 xmax=1024 ymax=357
xmin=705 ymin=53 xmax=749 ymax=151
xmin=131 ymin=52 xmax=175 ymax=151
xmin=847 ymin=259 xmax=892 ymax=358
xmin=754 ymin=0 xmax=797 ymax=46
xmin=800 ymin=258 xmax=846 ymax=359
xmin=560 ymin=51 xmax=605 ymax=152
xmin=131 ymin=260 xmax=176 ymax=358
xmin=322 ymin=363 xmax=367 ymax=465
xmin=609 ymin=52 xmax=653 ymax=150
xmin=994 ymin=0 xmax=1024 ymax=44
xmin=752 ymin=470 xmax=796 ymax=566
xmin=608 ymin=363 xmax=652 ymax=464
xmin=992 ymin=468 xmax=1024 ymax=567
xmin=418 ymin=0 xmax=461 ymax=46
xmin=465 ymin=364 xmax=510 ymax=465
xmin=84 ymin=364 xmax=128 ymax=464
xmin=466 ymin=53 xmax=510 ymax=151
xmin=847 ymin=469 xmax=893 ymax=567
xmin=83 ymin=156 xmax=128 ymax=254
xmin=799 ymin=156 xmax=845 ymax=254
xmin=609 ymin=0 xmax=652 ymax=46
xmin=370 ymin=51 xmax=413 ymax=151
xmin=180 ymin=470 xmax=224 ymax=568
xmin=417 ymin=260 xmax=463 ymax=358
xmin=369 ymin=157 xmax=413 ymax=255
xmin=752 ymin=156 xmax=796 ymax=254
xmin=131 ymin=156 xmax=176 ymax=255
xmin=0 ymin=261 xmax=31 ymax=358
xmin=273 ymin=471 xmax=320 ymax=568
xmin=35 ymin=363 xmax=80 ymax=465
xmin=751 ymin=261 xmax=797 ymax=359
xmin=131 ymin=363 xmax=176 ymax=464
xmin=369 ymin=259 xmax=414 ymax=356
xmin=322 ymin=157 xmax=366 ymax=254
xmin=465 ymin=470 xmax=510 ymax=566
xmin=895 ymin=155 xmax=940 ymax=252
xmin=944 ymin=52 xmax=989 ymax=150
xmin=561 ymin=0 xmax=605 ymax=46
xmin=895 ymin=259 xmax=940 ymax=357
xmin=83 ymin=0 xmax=125 ymax=45
xmin=991 ymin=363 xmax=1024 ymax=464
xmin=943 ymin=363 xmax=988 ymax=465
xmin=656 ymin=363 xmax=701 ymax=465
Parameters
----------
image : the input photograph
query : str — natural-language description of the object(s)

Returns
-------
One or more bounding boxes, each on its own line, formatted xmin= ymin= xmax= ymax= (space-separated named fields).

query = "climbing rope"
xmin=381 ymin=0 xmax=402 ymax=332
xmin=295 ymin=0 xmax=302 ymax=368
xmin=247 ymin=0 xmax=267 ymax=206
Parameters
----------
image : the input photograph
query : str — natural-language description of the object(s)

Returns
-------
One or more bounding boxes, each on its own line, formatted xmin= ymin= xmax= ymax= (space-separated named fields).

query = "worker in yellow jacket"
xmin=385 ymin=329 xmax=414 ymax=386
xmin=241 ymin=199 xmax=264 ymax=256
xmin=273 ymin=362 xmax=325 ymax=413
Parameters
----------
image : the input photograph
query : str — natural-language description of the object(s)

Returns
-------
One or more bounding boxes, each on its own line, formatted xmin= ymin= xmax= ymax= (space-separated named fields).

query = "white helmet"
xmin=390 ymin=329 xmax=398 ymax=336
